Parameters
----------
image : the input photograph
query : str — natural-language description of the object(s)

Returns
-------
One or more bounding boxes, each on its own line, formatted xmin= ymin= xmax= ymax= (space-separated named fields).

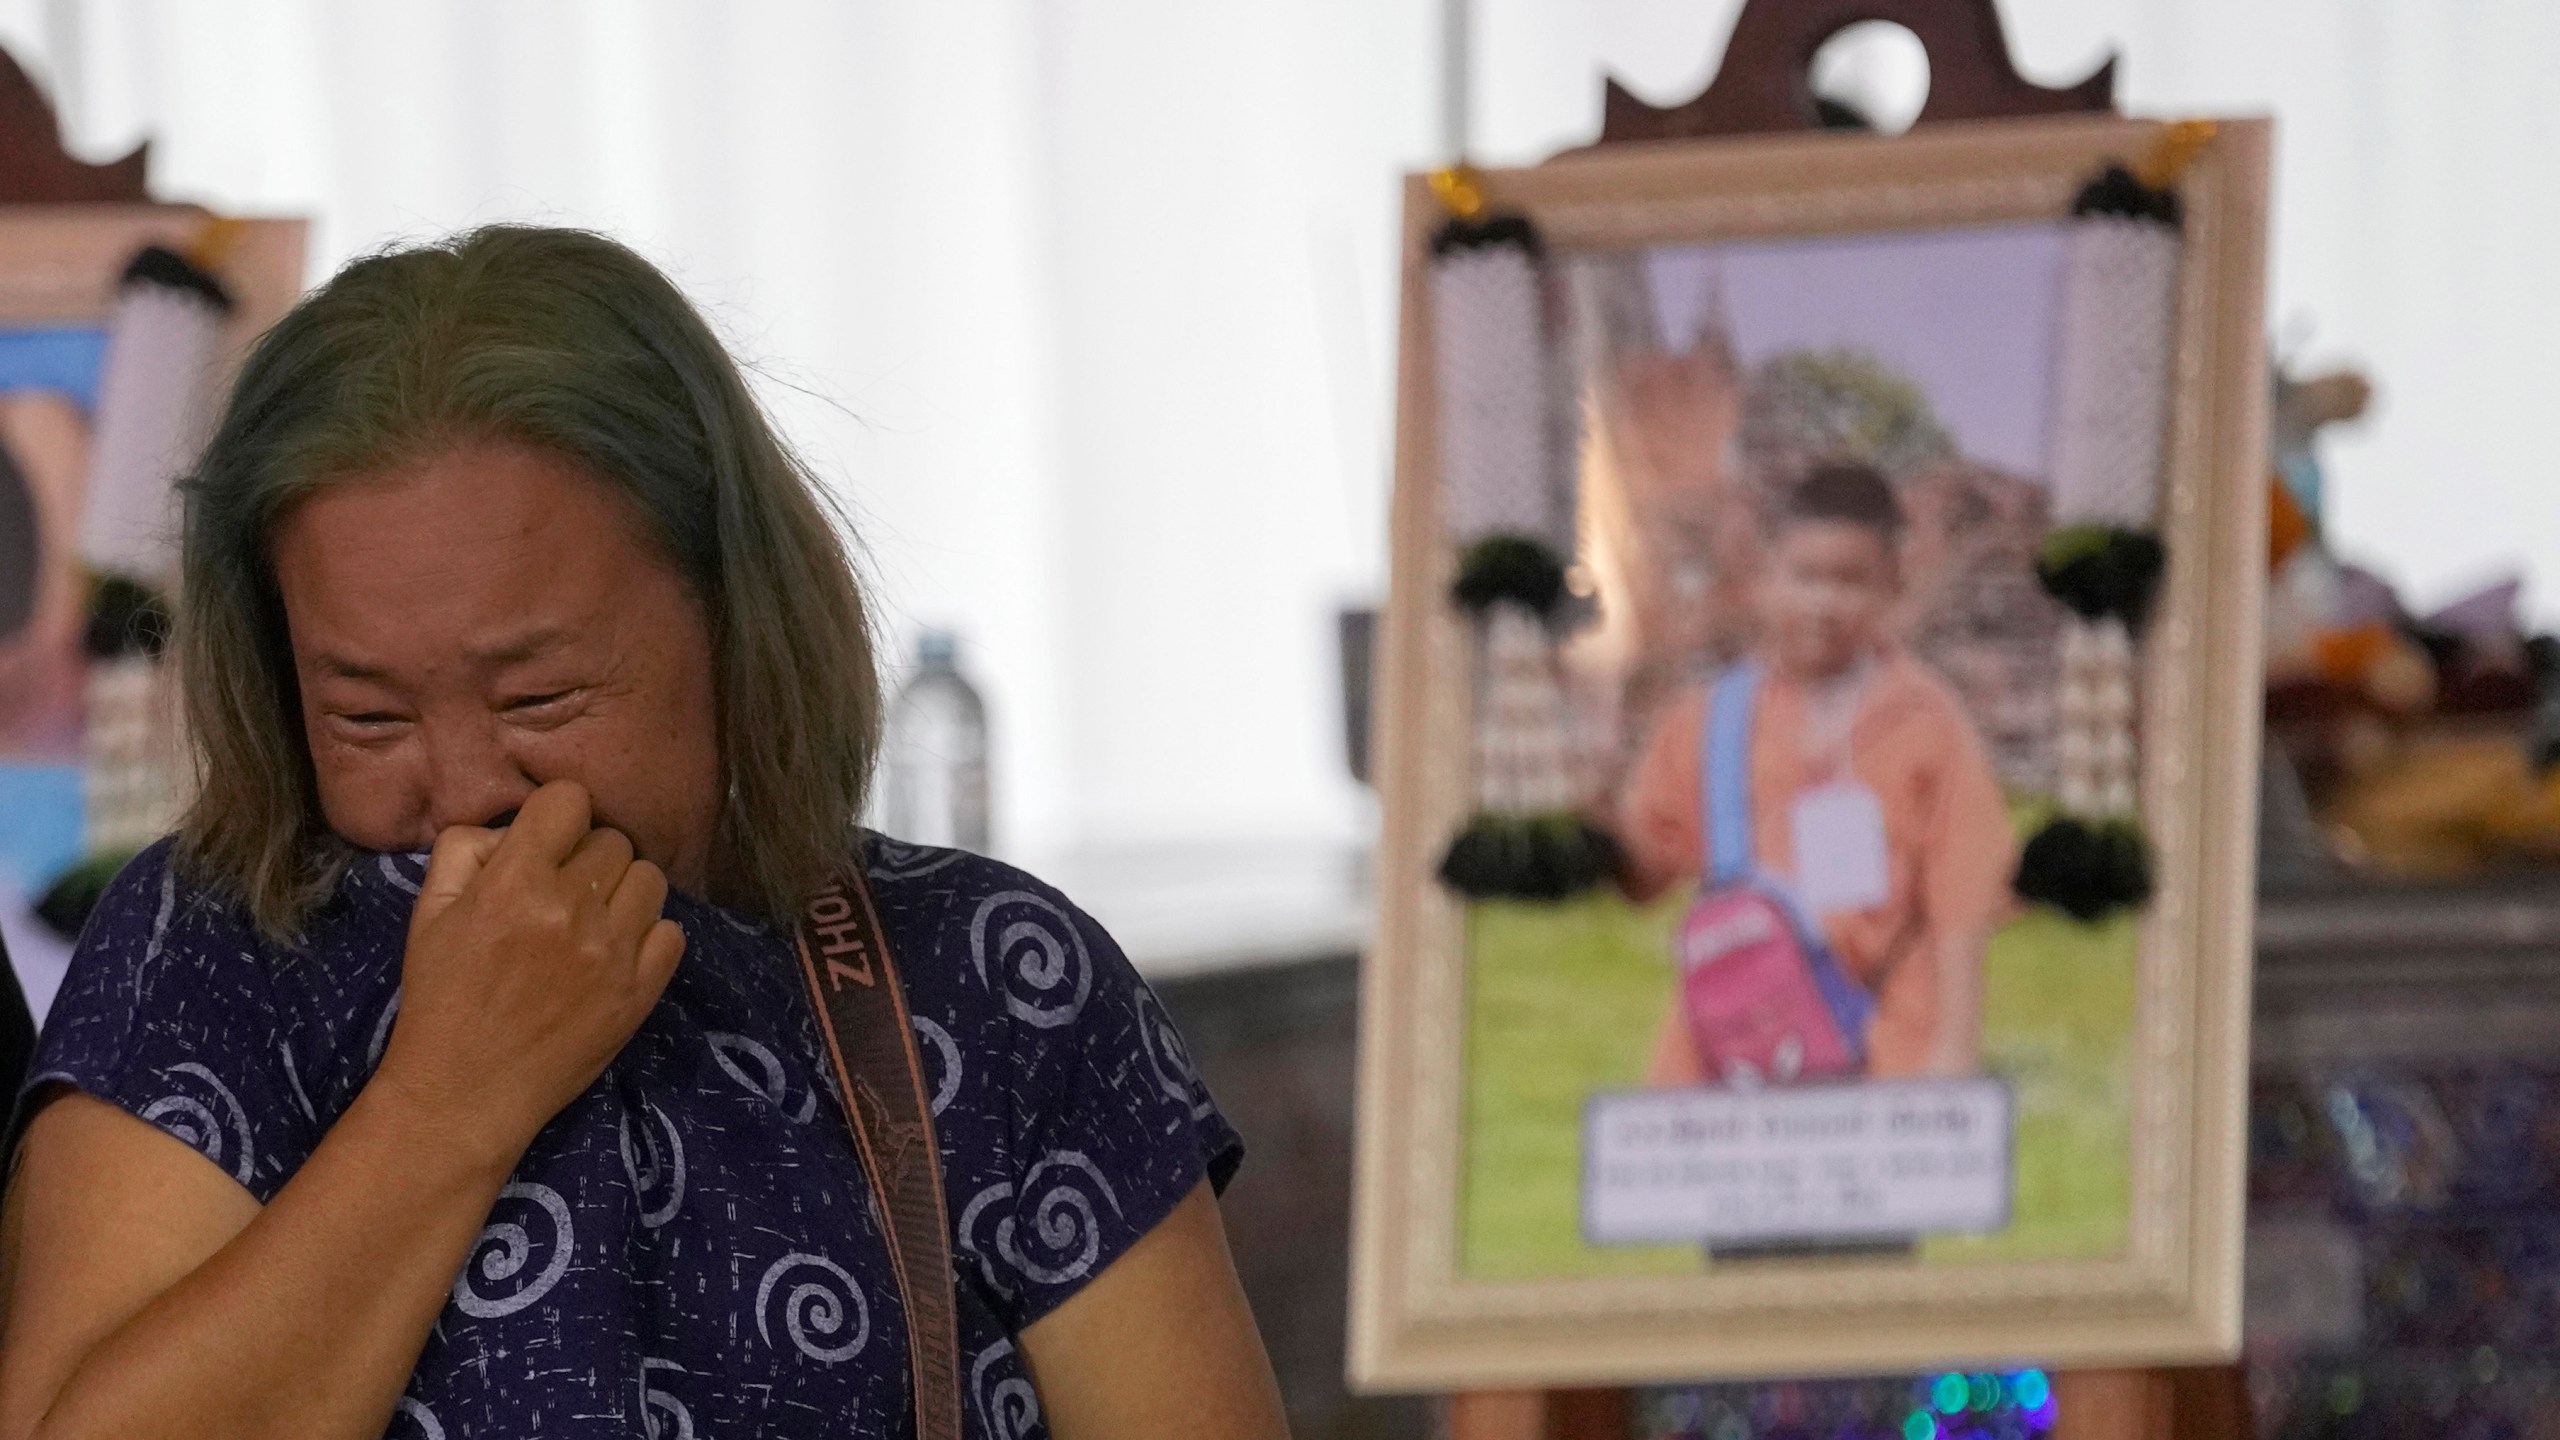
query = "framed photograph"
xmin=1350 ymin=115 xmax=2270 ymax=1387
xmin=0 ymin=205 xmax=306 ymax=1020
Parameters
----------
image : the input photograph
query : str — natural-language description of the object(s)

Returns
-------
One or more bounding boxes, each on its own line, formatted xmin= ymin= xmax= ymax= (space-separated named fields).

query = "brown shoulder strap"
xmin=791 ymin=861 xmax=964 ymax=1440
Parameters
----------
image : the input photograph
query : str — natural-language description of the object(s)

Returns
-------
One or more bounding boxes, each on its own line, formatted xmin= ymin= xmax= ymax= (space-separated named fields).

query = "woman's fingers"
xmin=604 ymin=858 xmax=671 ymax=944
xmin=635 ymin=917 xmax=687 ymax=991
xmin=495 ymin=781 xmax=594 ymax=872
xmin=415 ymin=826 xmax=505 ymax=927
xmin=560 ymin=825 xmax=636 ymax=899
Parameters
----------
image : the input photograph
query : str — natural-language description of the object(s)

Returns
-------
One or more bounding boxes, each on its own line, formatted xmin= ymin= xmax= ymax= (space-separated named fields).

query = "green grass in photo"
xmin=1922 ymin=907 xmax=2135 ymax=1264
xmin=1460 ymin=891 xmax=1701 ymax=1279
xmin=1457 ymin=886 xmax=2137 ymax=1280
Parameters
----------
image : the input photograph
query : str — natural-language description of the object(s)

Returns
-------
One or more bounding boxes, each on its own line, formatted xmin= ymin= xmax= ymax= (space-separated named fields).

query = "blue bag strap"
xmin=1700 ymin=661 xmax=1761 ymax=886
xmin=1698 ymin=660 xmax=1875 ymax=1069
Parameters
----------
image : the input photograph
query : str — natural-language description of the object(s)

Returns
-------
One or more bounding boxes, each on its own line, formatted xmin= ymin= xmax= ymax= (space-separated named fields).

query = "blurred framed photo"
xmin=0 ymin=207 xmax=305 ymax=1020
xmin=1351 ymin=116 xmax=2270 ymax=1387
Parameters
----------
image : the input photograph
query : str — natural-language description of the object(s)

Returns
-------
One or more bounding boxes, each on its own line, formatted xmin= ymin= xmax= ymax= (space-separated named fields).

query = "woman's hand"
xmin=374 ymin=780 xmax=687 ymax=1163
xmin=0 ymin=784 xmax=683 ymax=1440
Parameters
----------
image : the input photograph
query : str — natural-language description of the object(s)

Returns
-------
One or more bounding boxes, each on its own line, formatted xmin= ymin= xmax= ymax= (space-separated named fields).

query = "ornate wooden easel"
xmin=0 ymin=44 xmax=304 ymax=385
xmin=0 ymin=48 xmax=149 ymax=203
xmin=1442 ymin=4 xmax=2251 ymax=1437
xmin=0 ymin=39 xmax=304 ymax=979
xmin=1584 ymin=0 xmax=2111 ymax=145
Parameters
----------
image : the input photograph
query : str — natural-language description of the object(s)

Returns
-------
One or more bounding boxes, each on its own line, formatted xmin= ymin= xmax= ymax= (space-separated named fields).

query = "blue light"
xmin=1932 ymin=1374 xmax=1969 ymax=1414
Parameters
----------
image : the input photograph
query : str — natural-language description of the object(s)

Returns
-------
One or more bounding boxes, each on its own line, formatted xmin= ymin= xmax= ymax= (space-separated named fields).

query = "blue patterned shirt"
xmin=26 ymin=834 xmax=1241 ymax=1439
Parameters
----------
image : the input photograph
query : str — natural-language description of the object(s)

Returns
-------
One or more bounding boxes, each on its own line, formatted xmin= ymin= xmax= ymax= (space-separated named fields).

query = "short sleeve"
xmin=997 ymin=890 xmax=1239 ymax=1325
xmin=889 ymin=850 xmax=1243 ymax=1330
xmin=1616 ymin=690 xmax=1707 ymax=902
xmin=20 ymin=842 xmax=316 ymax=1202
xmin=1922 ymin=693 xmax=2022 ymax=939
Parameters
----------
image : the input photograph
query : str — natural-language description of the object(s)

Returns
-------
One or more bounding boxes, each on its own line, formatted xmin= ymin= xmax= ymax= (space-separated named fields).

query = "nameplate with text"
xmin=1583 ymin=1079 xmax=2013 ymax=1246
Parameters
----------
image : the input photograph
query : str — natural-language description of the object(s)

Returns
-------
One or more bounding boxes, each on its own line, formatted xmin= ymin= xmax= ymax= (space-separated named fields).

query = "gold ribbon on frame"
xmin=2134 ymin=119 xmax=2218 ymax=190
xmin=1428 ymin=164 xmax=1487 ymax=221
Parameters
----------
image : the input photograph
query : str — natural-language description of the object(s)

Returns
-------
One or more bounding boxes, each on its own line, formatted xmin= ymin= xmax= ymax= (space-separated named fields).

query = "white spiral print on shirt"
xmin=913 ymin=1014 xmax=962 ymax=1117
xmin=366 ymin=988 xmax=401 ymax=1069
xmin=959 ymin=1150 xmax=1126 ymax=1288
xmin=373 ymin=845 xmax=430 ymax=891
xmin=968 ymin=890 xmax=1091 ymax=1029
xmin=754 ymin=1252 xmax=871 ymax=1363
xmin=618 ymin=1100 xmax=687 ymax=1228
xmin=452 ymin=1182 xmax=576 ymax=1319
xmin=639 ymin=1358 xmax=695 ymax=1440
xmin=1135 ymin=983 xmax=1214 ymax=1119
xmin=866 ymin=835 xmax=965 ymax=881
xmin=141 ymin=866 xmax=177 ymax=971
xmin=141 ymin=1061 xmax=255 ymax=1185
xmin=955 ymin=1182 xmax=1019 ymax=1300
xmin=971 ymin=1338 xmax=1043 ymax=1440
xmin=387 ymin=1396 xmax=445 ymax=1440
xmin=706 ymin=1031 xmax=818 ymax=1123
xmin=278 ymin=1042 xmax=319 ymax=1125
xmin=377 ymin=852 xmax=424 ymax=896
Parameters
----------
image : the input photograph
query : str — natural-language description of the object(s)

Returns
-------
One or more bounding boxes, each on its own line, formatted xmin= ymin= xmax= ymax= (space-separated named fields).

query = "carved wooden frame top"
xmin=0 ymin=44 xmax=306 ymax=371
xmin=0 ymin=46 xmax=148 ymax=203
xmin=1589 ymin=0 xmax=2115 ymax=148
xmin=1349 ymin=113 xmax=2271 ymax=1390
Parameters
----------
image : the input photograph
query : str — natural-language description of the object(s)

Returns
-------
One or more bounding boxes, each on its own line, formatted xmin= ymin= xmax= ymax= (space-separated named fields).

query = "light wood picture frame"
xmin=0 ymin=204 xmax=305 ymax=976
xmin=1350 ymin=115 xmax=2271 ymax=1389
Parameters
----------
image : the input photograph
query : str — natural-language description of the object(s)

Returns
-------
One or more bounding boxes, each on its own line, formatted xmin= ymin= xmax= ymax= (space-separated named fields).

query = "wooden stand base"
xmin=1445 ymin=1368 xmax=2249 ymax=1440
xmin=2053 ymin=1367 xmax=2251 ymax=1440
xmin=1443 ymin=1387 xmax=1632 ymax=1440
xmin=2053 ymin=1371 xmax=2172 ymax=1440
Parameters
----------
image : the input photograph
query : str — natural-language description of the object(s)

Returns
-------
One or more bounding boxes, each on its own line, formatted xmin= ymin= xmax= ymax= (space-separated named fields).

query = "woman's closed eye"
xmin=504 ymin=688 xmax=585 ymax=718
xmin=317 ymin=708 xmax=413 ymax=748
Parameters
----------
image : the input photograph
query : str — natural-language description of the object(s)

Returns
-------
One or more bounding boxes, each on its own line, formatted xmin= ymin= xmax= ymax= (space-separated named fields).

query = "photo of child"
xmin=1457 ymin=221 xmax=2144 ymax=1280
xmin=1619 ymin=462 xmax=2017 ymax=1084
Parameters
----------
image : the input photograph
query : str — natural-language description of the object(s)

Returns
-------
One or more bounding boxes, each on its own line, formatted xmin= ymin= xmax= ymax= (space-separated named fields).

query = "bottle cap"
xmin=917 ymin=629 xmax=959 ymax=668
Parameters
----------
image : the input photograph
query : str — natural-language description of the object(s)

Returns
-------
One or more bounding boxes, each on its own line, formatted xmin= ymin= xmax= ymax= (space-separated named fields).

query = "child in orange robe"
xmin=1618 ymin=463 xmax=2018 ymax=1080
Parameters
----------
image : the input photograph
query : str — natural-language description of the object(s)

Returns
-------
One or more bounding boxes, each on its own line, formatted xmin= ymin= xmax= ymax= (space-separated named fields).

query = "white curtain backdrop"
xmin=0 ymin=0 xmax=2550 ymax=860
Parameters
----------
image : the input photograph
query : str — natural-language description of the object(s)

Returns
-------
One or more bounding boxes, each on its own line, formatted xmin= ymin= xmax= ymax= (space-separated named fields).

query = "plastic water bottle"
xmin=877 ymin=629 xmax=990 ymax=852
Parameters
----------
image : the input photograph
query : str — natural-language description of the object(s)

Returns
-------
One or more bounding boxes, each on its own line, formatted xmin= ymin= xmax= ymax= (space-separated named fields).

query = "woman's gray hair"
xmin=174 ymin=224 xmax=881 ymax=938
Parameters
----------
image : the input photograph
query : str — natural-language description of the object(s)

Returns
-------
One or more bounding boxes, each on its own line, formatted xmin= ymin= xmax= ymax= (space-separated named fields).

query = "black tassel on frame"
xmin=2071 ymin=164 xmax=2182 ymax=228
xmin=1438 ymin=812 xmax=1621 ymax=902
xmin=1430 ymin=212 xmax=1542 ymax=259
xmin=121 ymin=244 xmax=234 ymax=311
xmin=35 ymin=849 xmax=138 ymax=941
xmin=1452 ymin=534 xmax=1567 ymax=618
xmin=2013 ymin=815 xmax=2153 ymax=922
xmin=82 ymin=572 xmax=172 ymax=659
xmin=2036 ymin=525 xmax=2167 ymax=631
